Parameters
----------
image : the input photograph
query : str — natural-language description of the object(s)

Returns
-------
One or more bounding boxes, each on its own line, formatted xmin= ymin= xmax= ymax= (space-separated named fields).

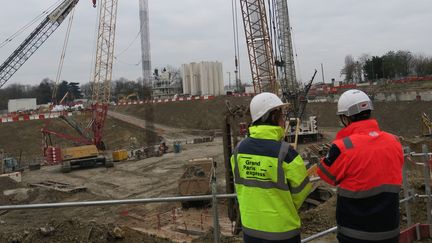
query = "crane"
xmin=239 ymin=0 xmax=277 ymax=94
xmin=0 ymin=0 xmax=79 ymax=88
xmin=224 ymin=0 xmax=318 ymax=233
xmin=91 ymin=0 xmax=119 ymax=150
xmin=41 ymin=0 xmax=118 ymax=172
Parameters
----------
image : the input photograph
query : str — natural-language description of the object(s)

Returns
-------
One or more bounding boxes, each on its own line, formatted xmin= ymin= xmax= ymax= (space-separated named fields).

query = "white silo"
xmin=207 ymin=62 xmax=215 ymax=95
xmin=199 ymin=62 xmax=208 ymax=95
xmin=191 ymin=62 xmax=201 ymax=95
xmin=181 ymin=64 xmax=191 ymax=94
xmin=211 ymin=62 xmax=220 ymax=96
xmin=218 ymin=62 xmax=224 ymax=95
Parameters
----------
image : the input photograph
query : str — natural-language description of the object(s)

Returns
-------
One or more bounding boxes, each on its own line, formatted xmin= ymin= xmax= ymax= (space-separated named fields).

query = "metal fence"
xmin=0 ymin=145 xmax=431 ymax=242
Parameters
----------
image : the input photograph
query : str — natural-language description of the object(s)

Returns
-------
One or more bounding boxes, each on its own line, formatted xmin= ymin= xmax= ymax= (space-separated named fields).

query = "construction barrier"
xmin=115 ymin=95 xmax=216 ymax=106
xmin=0 ymin=111 xmax=73 ymax=124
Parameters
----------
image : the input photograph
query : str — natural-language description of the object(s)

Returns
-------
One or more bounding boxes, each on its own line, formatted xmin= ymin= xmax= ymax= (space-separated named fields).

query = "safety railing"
xmin=1 ymin=145 xmax=431 ymax=242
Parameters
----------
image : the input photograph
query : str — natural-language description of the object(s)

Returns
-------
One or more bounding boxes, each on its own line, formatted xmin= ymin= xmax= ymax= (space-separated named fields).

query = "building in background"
xmin=152 ymin=67 xmax=182 ymax=99
xmin=181 ymin=61 xmax=224 ymax=96
xmin=8 ymin=98 xmax=37 ymax=113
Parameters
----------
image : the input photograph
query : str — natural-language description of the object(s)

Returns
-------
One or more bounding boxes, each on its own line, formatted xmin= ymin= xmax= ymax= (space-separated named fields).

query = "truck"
xmin=8 ymin=98 xmax=37 ymax=113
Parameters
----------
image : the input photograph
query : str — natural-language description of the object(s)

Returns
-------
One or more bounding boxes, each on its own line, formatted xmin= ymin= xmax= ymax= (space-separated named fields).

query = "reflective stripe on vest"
xmin=338 ymin=184 xmax=401 ymax=198
xmin=338 ymin=225 xmax=400 ymax=241
xmin=243 ymin=226 xmax=300 ymax=241
xmin=343 ymin=137 xmax=353 ymax=149
xmin=233 ymin=141 xmax=290 ymax=191
xmin=317 ymin=160 xmax=337 ymax=184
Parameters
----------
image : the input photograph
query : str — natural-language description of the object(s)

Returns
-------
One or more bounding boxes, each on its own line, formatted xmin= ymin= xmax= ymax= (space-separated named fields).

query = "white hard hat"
xmin=250 ymin=92 xmax=288 ymax=123
xmin=337 ymin=89 xmax=373 ymax=116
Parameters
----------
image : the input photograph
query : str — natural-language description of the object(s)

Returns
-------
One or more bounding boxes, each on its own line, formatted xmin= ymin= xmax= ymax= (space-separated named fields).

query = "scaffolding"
xmin=152 ymin=68 xmax=182 ymax=99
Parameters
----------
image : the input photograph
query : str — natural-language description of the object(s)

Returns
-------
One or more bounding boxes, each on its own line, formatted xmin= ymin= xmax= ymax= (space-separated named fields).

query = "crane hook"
xmin=92 ymin=0 xmax=96 ymax=8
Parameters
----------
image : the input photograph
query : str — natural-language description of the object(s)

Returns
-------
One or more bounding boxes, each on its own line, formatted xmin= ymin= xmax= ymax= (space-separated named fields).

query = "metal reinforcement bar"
xmin=0 ymin=194 xmax=237 ymax=211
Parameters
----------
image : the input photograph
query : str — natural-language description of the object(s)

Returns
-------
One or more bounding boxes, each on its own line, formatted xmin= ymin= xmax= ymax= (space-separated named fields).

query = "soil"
xmin=306 ymin=100 xmax=432 ymax=138
xmin=0 ymin=219 xmax=175 ymax=243
xmin=0 ymin=113 xmax=159 ymax=164
xmin=0 ymin=96 xmax=431 ymax=242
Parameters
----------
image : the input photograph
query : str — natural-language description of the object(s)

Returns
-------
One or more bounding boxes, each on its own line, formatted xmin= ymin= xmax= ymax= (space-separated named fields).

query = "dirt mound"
xmin=0 ymin=115 xmax=158 ymax=162
xmin=191 ymin=229 xmax=242 ymax=243
xmin=306 ymin=101 xmax=432 ymax=137
xmin=114 ymin=96 xmax=252 ymax=130
xmin=115 ymin=97 xmax=432 ymax=138
xmin=0 ymin=177 xmax=21 ymax=191
xmin=300 ymin=196 xmax=337 ymax=235
xmin=0 ymin=219 xmax=175 ymax=243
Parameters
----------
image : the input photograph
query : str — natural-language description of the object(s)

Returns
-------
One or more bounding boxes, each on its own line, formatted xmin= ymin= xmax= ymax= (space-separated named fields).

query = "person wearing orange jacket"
xmin=317 ymin=89 xmax=404 ymax=243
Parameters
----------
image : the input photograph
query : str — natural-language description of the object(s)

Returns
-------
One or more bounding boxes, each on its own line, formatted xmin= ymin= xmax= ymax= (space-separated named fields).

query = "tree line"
xmin=341 ymin=50 xmax=432 ymax=83
xmin=0 ymin=77 xmax=152 ymax=110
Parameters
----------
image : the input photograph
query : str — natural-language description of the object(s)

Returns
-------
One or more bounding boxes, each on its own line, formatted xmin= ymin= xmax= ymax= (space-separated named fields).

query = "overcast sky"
xmin=0 ymin=0 xmax=431 ymax=88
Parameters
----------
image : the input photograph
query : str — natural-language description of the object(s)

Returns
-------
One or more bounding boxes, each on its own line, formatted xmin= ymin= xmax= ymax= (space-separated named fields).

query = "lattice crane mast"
xmin=239 ymin=0 xmax=277 ymax=94
xmin=274 ymin=0 xmax=298 ymax=109
xmin=0 ymin=0 xmax=79 ymax=88
xmin=91 ymin=0 xmax=119 ymax=150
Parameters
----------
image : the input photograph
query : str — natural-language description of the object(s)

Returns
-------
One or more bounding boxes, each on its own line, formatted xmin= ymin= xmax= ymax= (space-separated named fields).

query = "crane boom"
xmin=275 ymin=0 xmax=297 ymax=95
xmin=91 ymin=0 xmax=119 ymax=149
xmin=0 ymin=0 xmax=79 ymax=88
xmin=239 ymin=0 xmax=277 ymax=94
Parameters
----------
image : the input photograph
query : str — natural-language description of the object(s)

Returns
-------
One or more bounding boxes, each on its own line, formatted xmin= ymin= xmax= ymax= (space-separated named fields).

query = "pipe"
xmin=0 ymin=194 xmax=237 ymax=211
xmin=421 ymin=144 xmax=432 ymax=237
xmin=301 ymin=226 xmax=337 ymax=242
xmin=410 ymin=152 xmax=432 ymax=157
xmin=211 ymin=163 xmax=220 ymax=243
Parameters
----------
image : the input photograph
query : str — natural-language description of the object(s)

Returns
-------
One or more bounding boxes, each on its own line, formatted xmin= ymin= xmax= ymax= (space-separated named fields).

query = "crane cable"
xmin=113 ymin=30 xmax=142 ymax=66
xmin=52 ymin=7 xmax=77 ymax=104
xmin=0 ymin=0 xmax=63 ymax=49
xmin=231 ymin=0 xmax=241 ymax=90
xmin=290 ymin=27 xmax=302 ymax=82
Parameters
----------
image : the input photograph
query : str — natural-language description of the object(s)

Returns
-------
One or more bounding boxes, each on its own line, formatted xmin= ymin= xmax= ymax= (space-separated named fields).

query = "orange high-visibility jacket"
xmin=318 ymin=119 xmax=403 ymax=242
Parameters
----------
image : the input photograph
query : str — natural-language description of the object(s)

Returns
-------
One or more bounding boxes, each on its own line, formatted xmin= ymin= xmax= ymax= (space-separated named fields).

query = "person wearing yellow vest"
xmin=231 ymin=92 xmax=312 ymax=243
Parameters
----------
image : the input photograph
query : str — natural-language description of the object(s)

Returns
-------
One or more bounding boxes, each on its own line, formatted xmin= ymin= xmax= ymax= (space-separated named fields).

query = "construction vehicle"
xmin=0 ymin=0 xmax=79 ymax=88
xmin=60 ymin=145 xmax=110 ymax=172
xmin=0 ymin=150 xmax=23 ymax=174
xmin=118 ymin=92 xmax=139 ymax=103
xmin=178 ymin=158 xmax=215 ymax=207
xmin=41 ymin=0 xmax=119 ymax=172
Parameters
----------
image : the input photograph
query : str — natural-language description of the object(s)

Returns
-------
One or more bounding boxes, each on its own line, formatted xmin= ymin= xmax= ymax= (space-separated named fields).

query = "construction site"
xmin=0 ymin=0 xmax=431 ymax=242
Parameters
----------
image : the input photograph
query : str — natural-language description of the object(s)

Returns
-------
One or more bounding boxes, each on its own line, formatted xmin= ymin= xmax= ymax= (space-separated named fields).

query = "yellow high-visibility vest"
xmin=231 ymin=125 xmax=311 ymax=241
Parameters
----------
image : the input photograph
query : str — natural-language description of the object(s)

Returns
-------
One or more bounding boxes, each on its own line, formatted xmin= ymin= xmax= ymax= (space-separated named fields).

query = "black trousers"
xmin=337 ymin=233 xmax=399 ymax=243
xmin=244 ymin=233 xmax=301 ymax=243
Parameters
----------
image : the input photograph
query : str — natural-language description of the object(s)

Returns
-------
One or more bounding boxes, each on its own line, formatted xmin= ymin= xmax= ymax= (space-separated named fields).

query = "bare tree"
xmin=341 ymin=55 xmax=356 ymax=83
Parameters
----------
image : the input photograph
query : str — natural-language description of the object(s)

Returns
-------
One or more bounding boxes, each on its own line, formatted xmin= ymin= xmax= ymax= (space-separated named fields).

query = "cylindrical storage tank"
xmin=190 ymin=62 xmax=198 ymax=95
xmin=207 ymin=62 xmax=215 ymax=95
xmin=211 ymin=62 xmax=220 ymax=96
xmin=199 ymin=62 xmax=208 ymax=95
xmin=181 ymin=64 xmax=191 ymax=94
xmin=194 ymin=62 xmax=201 ymax=95
xmin=218 ymin=62 xmax=224 ymax=95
